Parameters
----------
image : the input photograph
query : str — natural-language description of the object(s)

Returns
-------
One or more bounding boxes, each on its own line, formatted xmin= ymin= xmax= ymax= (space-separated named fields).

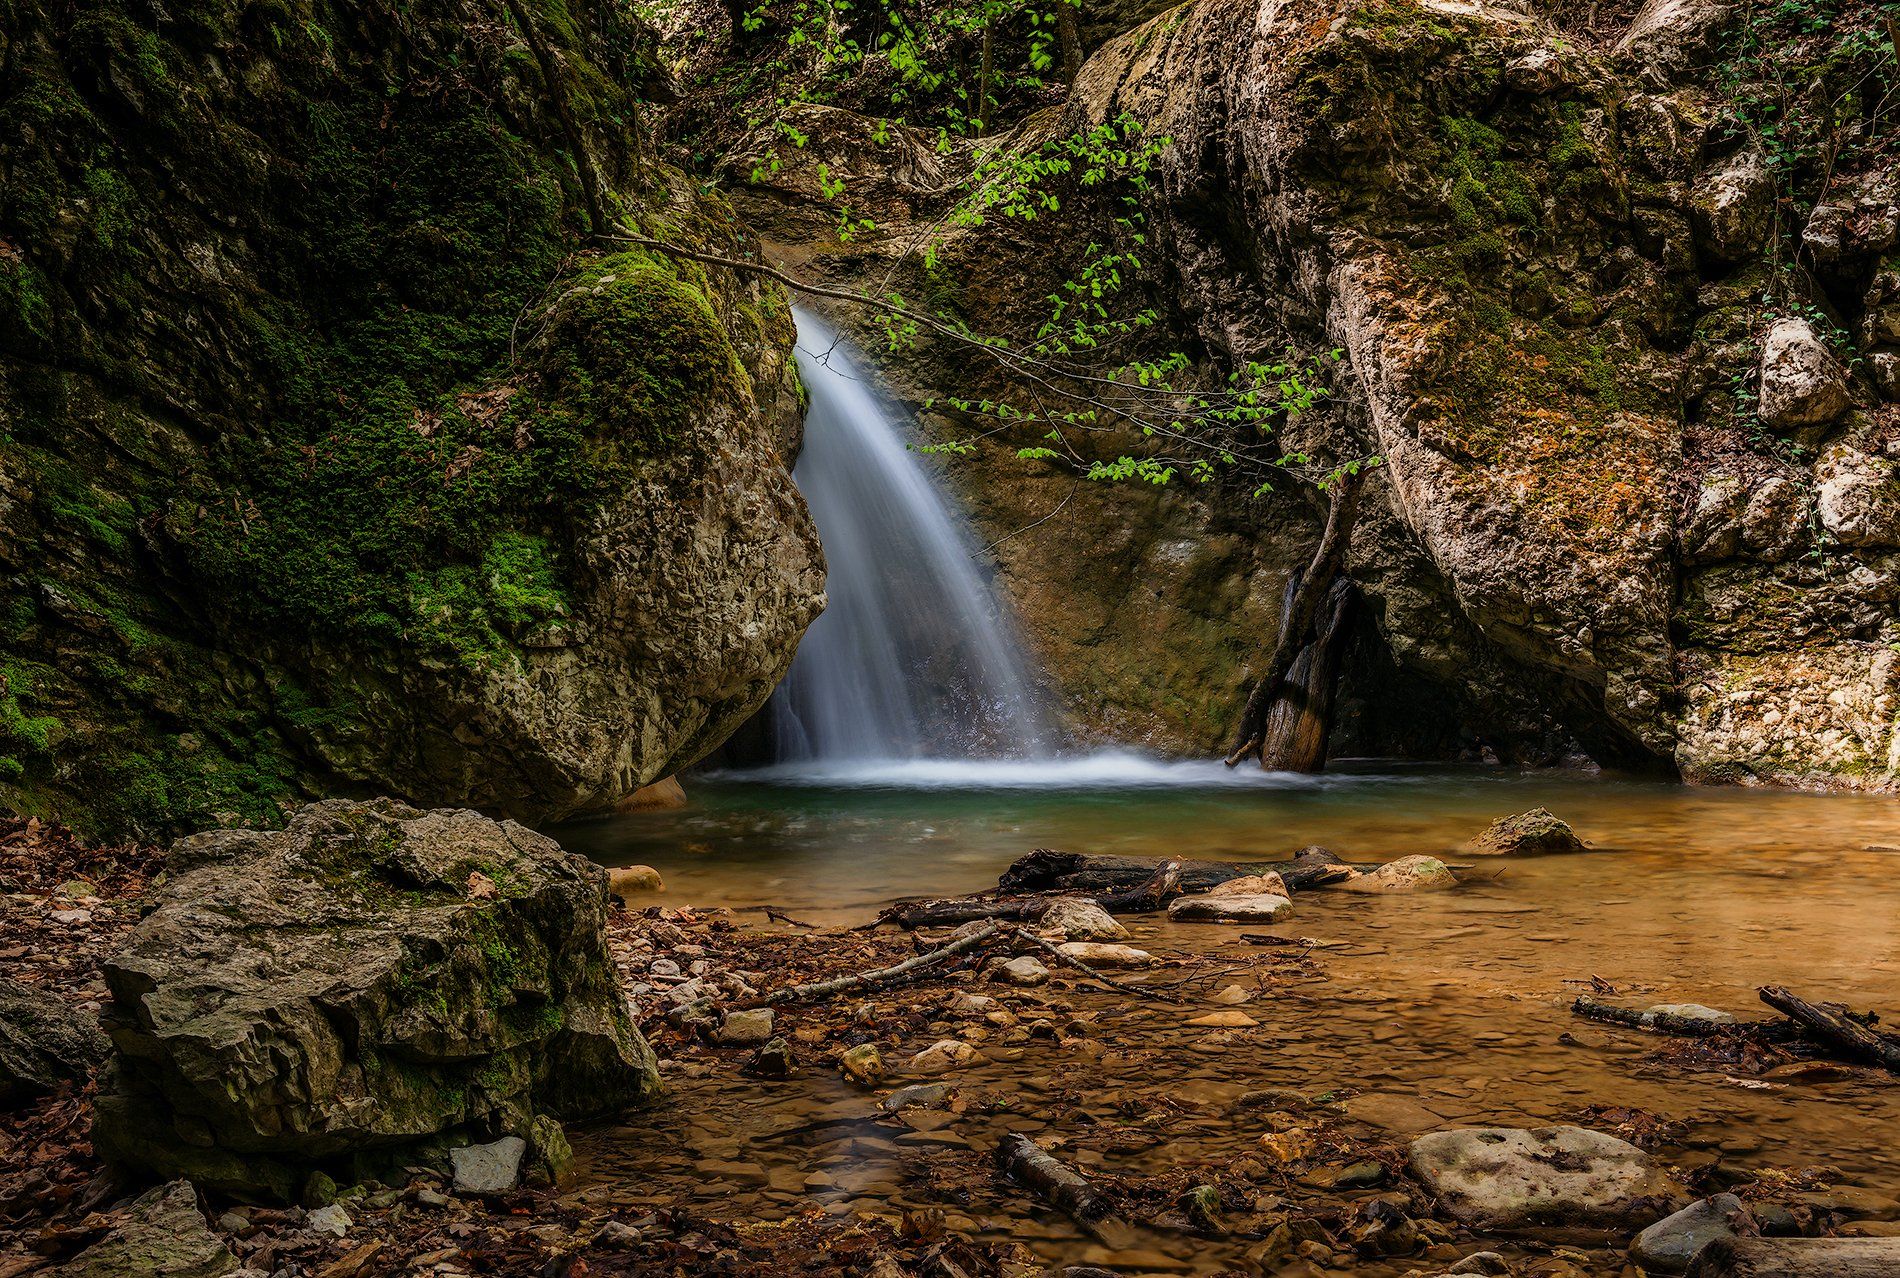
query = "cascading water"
xmin=763 ymin=307 xmax=1055 ymax=766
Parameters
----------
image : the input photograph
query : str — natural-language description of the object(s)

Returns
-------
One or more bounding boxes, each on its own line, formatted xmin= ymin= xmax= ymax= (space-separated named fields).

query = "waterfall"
xmin=764 ymin=307 xmax=1054 ymax=764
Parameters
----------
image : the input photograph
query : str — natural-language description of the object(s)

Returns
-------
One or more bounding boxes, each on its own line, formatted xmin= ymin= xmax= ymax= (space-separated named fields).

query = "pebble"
xmin=881 ymin=1083 xmax=952 ymax=1112
xmin=839 ymin=1043 xmax=884 ymax=1084
xmin=450 ymin=1136 xmax=527 ymax=1195
xmin=304 ymin=1204 xmax=351 ymax=1238
xmin=1187 ymin=1010 xmax=1258 ymax=1028
xmin=908 ymin=1039 xmax=979 ymax=1072
xmin=992 ymin=956 xmax=1049 ymax=986
xmin=715 ymin=1007 xmax=775 ymax=1046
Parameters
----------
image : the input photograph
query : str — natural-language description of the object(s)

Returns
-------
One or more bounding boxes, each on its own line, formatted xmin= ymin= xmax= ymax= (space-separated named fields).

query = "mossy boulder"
xmin=94 ymin=798 xmax=657 ymax=1200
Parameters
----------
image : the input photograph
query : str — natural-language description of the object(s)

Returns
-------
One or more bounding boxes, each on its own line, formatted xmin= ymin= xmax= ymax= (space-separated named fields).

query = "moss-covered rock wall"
xmin=0 ymin=0 xmax=823 ymax=835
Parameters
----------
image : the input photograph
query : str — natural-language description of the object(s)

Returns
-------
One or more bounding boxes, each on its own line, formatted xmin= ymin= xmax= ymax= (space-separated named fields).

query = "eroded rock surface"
xmin=95 ymin=800 xmax=658 ymax=1200
xmin=0 ymin=976 xmax=108 ymax=1104
xmin=1408 ymin=1125 xmax=1680 ymax=1229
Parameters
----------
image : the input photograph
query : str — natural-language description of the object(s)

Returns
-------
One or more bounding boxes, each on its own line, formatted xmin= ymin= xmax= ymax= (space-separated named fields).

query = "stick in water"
xmin=755 ymin=922 xmax=1006 ymax=1007
xmin=996 ymin=1133 xmax=1130 ymax=1245
xmin=1759 ymin=985 xmax=1900 ymax=1073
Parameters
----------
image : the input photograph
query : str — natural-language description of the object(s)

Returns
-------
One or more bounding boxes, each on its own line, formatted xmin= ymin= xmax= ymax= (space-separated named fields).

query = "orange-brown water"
xmin=557 ymin=766 xmax=1900 ymax=1273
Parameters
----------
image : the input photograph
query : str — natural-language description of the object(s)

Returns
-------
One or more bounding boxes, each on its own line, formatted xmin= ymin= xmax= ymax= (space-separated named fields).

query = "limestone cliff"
xmin=0 ymin=0 xmax=825 ymax=835
xmin=710 ymin=0 xmax=1899 ymax=787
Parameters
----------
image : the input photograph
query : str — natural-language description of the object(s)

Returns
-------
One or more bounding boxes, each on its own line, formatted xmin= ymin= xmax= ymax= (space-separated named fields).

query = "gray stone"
xmin=1462 ymin=809 xmax=1588 ymax=856
xmin=1054 ymin=941 xmax=1156 ymax=967
xmin=1872 ymin=350 xmax=1900 ymax=401
xmin=1615 ymin=0 xmax=1733 ymax=78
xmin=1447 ymin=1253 xmax=1512 ymax=1275
xmin=1037 ymin=897 xmax=1128 ymax=941
xmin=43 ymin=1181 xmax=237 ymax=1278
xmin=1758 ymin=318 xmax=1850 ymax=432
xmin=743 ymin=1037 xmax=796 ymax=1079
xmin=1167 ymin=893 xmax=1294 ymax=923
xmin=881 ymin=1083 xmax=951 ymax=1112
xmin=450 ymin=1135 xmax=527 ymax=1195
xmin=1630 ymin=1193 xmax=1744 ymax=1274
xmin=715 ymin=1007 xmax=776 ymax=1046
xmin=303 ymin=1204 xmax=351 ymax=1238
xmin=525 ymin=1113 xmax=574 ymax=1187
xmin=1816 ymin=443 xmax=1900 ymax=549
xmin=1689 ymin=149 xmax=1773 ymax=261
xmin=1407 ymin=1125 xmax=1680 ymax=1229
xmin=0 ymin=977 xmax=108 ymax=1105
xmin=993 ymin=956 xmax=1050 ymax=986
xmin=95 ymin=800 xmax=659 ymax=1200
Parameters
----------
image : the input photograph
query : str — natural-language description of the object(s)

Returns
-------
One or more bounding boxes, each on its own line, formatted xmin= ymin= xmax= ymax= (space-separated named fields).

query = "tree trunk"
xmin=1225 ymin=469 xmax=1365 ymax=769
xmin=976 ymin=21 xmax=995 ymax=134
xmin=1258 ymin=577 xmax=1355 ymax=771
xmin=1054 ymin=0 xmax=1083 ymax=85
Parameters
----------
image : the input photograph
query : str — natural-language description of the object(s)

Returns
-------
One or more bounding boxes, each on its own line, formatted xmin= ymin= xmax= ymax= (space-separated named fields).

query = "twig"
xmin=752 ymin=922 xmax=1007 ymax=1006
xmin=1570 ymin=996 xmax=1735 ymax=1038
xmin=1005 ymin=924 xmax=1176 ymax=1002
xmin=1760 ymin=985 xmax=1900 ymax=1073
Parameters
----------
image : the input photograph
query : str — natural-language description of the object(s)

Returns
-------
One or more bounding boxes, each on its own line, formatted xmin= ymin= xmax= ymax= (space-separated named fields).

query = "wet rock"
xmin=1689 ymin=149 xmax=1773 ymax=261
xmin=744 ymin=1037 xmax=796 ymax=1078
xmin=94 ymin=800 xmax=659 ymax=1199
xmin=1339 ymin=855 xmax=1456 ymax=893
xmin=1168 ymin=893 xmax=1293 ymax=923
xmin=1186 ymin=1010 xmax=1258 ymax=1028
xmin=1815 ymin=443 xmax=1900 ymax=548
xmin=42 ymin=1181 xmax=237 ymax=1278
xmin=1038 ymin=898 xmax=1128 ymax=941
xmin=451 ymin=1135 xmax=527 ymax=1195
xmin=1055 ymin=941 xmax=1156 ymax=967
xmin=1206 ymin=872 xmax=1289 ymax=898
xmin=840 ymin=1043 xmax=884 ymax=1084
xmin=607 ymin=864 xmax=666 ymax=897
xmin=0 ymin=976 xmax=109 ymax=1105
xmin=945 ymin=992 xmax=1003 ymax=1015
xmin=1348 ymin=1197 xmax=1417 ymax=1255
xmin=908 ymin=1040 xmax=979 ymax=1073
xmin=1758 ymin=318 xmax=1850 ymax=433
xmin=993 ymin=956 xmax=1050 ymax=986
xmin=1462 ymin=809 xmax=1588 ymax=857
xmin=881 ymin=1083 xmax=951 ymax=1112
xmin=616 ymin=777 xmax=687 ymax=813
xmin=1447 ymin=1253 xmax=1513 ymax=1275
xmin=1630 ymin=1193 xmax=1744 ymax=1274
xmin=716 ymin=1007 xmax=776 ymax=1046
xmin=525 ymin=1113 xmax=574 ymax=1187
xmin=1211 ymin=984 xmax=1253 ymax=1005
xmin=1408 ymin=1125 xmax=1679 ymax=1229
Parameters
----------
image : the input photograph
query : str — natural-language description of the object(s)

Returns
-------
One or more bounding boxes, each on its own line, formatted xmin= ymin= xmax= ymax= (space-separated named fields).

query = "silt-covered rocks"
xmin=95 ymin=799 xmax=658 ymax=1200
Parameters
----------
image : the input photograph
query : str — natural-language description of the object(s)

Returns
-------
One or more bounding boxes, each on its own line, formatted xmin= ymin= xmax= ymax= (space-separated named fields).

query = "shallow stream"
xmin=555 ymin=762 xmax=1900 ymax=1274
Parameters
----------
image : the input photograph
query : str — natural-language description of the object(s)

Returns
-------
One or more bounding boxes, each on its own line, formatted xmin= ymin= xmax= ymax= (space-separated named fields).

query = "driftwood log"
xmin=997 ymin=1133 xmax=1128 ymax=1245
xmin=879 ymin=859 xmax=1186 ymax=929
xmin=1570 ymin=997 xmax=1740 ymax=1038
xmin=1687 ymin=1237 xmax=1900 ymax=1277
xmin=998 ymin=847 xmax=1357 ymax=896
xmin=1759 ymin=985 xmax=1900 ymax=1073
xmin=1259 ymin=577 xmax=1356 ymax=772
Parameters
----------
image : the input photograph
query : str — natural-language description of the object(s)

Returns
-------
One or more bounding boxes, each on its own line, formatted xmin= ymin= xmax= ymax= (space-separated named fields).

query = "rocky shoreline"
xmin=3 ymin=804 xmax=1898 ymax=1277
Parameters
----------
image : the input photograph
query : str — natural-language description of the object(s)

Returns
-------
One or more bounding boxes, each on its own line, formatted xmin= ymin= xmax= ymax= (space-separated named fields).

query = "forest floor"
xmin=1 ymin=817 xmax=1896 ymax=1278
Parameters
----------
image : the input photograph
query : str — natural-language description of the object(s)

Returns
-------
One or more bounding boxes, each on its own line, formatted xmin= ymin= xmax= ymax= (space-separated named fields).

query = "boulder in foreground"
xmin=95 ymin=799 xmax=658 ymax=1200
xmin=1462 ymin=809 xmax=1590 ymax=857
xmin=42 ymin=1181 xmax=236 ymax=1278
xmin=1408 ymin=1125 xmax=1679 ymax=1229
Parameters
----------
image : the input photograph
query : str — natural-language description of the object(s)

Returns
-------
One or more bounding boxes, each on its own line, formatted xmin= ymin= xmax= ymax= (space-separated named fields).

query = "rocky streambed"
xmin=2 ymin=801 xmax=1898 ymax=1278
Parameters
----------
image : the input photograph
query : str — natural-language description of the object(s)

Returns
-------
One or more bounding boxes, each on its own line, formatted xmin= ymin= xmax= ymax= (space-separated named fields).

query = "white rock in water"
xmin=908 ymin=1039 xmax=978 ymax=1073
xmin=715 ymin=1007 xmax=776 ymax=1046
xmin=1206 ymin=872 xmax=1289 ymax=898
xmin=1339 ymin=855 xmax=1457 ymax=893
xmin=1038 ymin=897 xmax=1128 ymax=941
xmin=450 ymin=1136 xmax=527 ymax=1195
xmin=993 ymin=956 xmax=1050 ymax=986
xmin=1758 ymin=317 xmax=1849 ymax=431
xmin=1168 ymin=893 xmax=1293 ymax=923
xmin=1408 ymin=1126 xmax=1680 ymax=1229
xmin=1055 ymin=941 xmax=1156 ymax=968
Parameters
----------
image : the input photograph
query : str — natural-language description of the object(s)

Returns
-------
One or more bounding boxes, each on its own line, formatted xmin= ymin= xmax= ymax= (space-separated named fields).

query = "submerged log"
xmin=999 ymin=847 xmax=1356 ymax=896
xmin=997 ymin=1133 xmax=1128 ymax=1245
xmin=1258 ymin=578 xmax=1355 ymax=773
xmin=1688 ymin=1237 xmax=1900 ymax=1277
xmin=1759 ymin=985 xmax=1900 ymax=1073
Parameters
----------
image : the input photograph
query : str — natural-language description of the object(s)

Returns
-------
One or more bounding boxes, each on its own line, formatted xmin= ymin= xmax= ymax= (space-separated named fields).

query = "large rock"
xmin=1339 ymin=855 xmax=1457 ymax=893
xmin=1816 ymin=444 xmax=1900 ymax=548
xmin=1039 ymin=897 xmax=1130 ymax=940
xmin=1408 ymin=1126 xmax=1680 ymax=1229
xmin=1168 ymin=893 xmax=1294 ymax=923
xmin=1462 ymin=809 xmax=1589 ymax=856
xmin=43 ymin=1181 xmax=237 ymax=1278
xmin=1689 ymin=149 xmax=1774 ymax=262
xmin=1757 ymin=318 xmax=1851 ymax=433
xmin=1615 ymin=0 xmax=1734 ymax=79
xmin=0 ymin=977 xmax=109 ymax=1105
xmin=95 ymin=799 xmax=659 ymax=1199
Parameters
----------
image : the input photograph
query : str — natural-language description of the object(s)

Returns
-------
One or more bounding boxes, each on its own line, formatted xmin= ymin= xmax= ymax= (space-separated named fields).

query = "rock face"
xmin=0 ymin=0 xmax=822 ymax=838
xmin=0 ymin=977 xmax=108 ymax=1105
xmin=95 ymin=800 xmax=658 ymax=1200
xmin=1462 ymin=809 xmax=1588 ymax=857
xmin=43 ymin=1181 xmax=236 ymax=1278
xmin=1408 ymin=1126 xmax=1680 ymax=1229
xmin=726 ymin=0 xmax=1900 ymax=792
